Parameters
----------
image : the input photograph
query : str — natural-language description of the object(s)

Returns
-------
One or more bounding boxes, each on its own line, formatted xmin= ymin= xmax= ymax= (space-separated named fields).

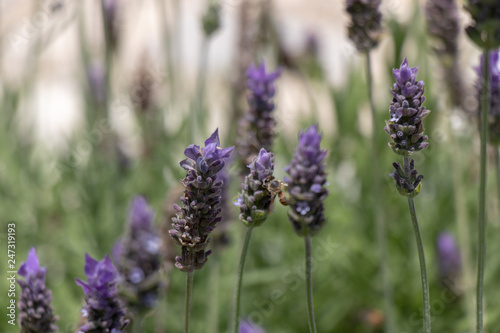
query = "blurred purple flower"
xmin=346 ymin=0 xmax=382 ymax=52
xmin=17 ymin=248 xmax=58 ymax=333
xmin=239 ymin=319 xmax=265 ymax=333
xmin=75 ymin=254 xmax=129 ymax=332
xmin=476 ymin=50 xmax=500 ymax=144
xmin=436 ymin=232 xmax=462 ymax=284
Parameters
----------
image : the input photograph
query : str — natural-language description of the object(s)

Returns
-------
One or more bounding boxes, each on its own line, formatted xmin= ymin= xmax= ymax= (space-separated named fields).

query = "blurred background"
xmin=1 ymin=0 xmax=499 ymax=332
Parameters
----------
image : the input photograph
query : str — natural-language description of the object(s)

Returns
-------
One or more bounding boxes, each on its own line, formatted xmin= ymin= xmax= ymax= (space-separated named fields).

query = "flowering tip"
xmin=18 ymin=247 xmax=45 ymax=279
xmin=129 ymin=196 xmax=155 ymax=229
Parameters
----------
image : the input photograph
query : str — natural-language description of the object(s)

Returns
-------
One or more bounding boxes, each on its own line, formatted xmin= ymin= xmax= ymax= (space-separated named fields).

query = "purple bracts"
xmin=17 ymin=248 xmax=58 ymax=333
xmin=114 ymin=196 xmax=162 ymax=313
xmin=237 ymin=62 xmax=281 ymax=166
xmin=169 ymin=129 xmax=234 ymax=272
xmin=235 ymin=148 xmax=275 ymax=227
xmin=76 ymin=254 xmax=129 ymax=333
xmin=285 ymin=125 xmax=328 ymax=236
xmin=346 ymin=0 xmax=382 ymax=52
xmin=385 ymin=58 xmax=430 ymax=156
xmin=477 ymin=50 xmax=500 ymax=144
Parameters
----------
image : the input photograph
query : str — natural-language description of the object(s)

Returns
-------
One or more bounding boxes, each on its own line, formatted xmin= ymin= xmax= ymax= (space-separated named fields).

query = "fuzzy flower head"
xmin=465 ymin=0 xmax=500 ymax=49
xmin=235 ymin=148 xmax=275 ymax=227
xmin=239 ymin=319 xmax=266 ymax=333
xmin=169 ymin=129 xmax=234 ymax=272
xmin=75 ymin=254 xmax=129 ymax=333
xmin=285 ymin=125 xmax=328 ymax=236
xmin=17 ymin=248 xmax=58 ymax=333
xmin=236 ymin=62 xmax=281 ymax=167
xmin=476 ymin=50 xmax=500 ymax=144
xmin=436 ymin=232 xmax=462 ymax=284
xmin=425 ymin=0 xmax=461 ymax=56
xmin=114 ymin=196 xmax=162 ymax=314
xmin=385 ymin=58 xmax=430 ymax=156
xmin=346 ymin=0 xmax=382 ymax=52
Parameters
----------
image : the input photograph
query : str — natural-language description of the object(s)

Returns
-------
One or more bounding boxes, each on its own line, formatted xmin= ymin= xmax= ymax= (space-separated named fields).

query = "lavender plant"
xmin=169 ymin=129 xmax=233 ymax=333
xmin=236 ymin=62 xmax=281 ymax=168
xmin=113 ymin=196 xmax=162 ymax=328
xmin=345 ymin=0 xmax=382 ymax=53
xmin=76 ymin=253 xmax=129 ymax=333
xmin=385 ymin=58 xmax=431 ymax=332
xmin=232 ymin=148 xmax=275 ymax=333
xmin=436 ymin=232 xmax=462 ymax=289
xmin=239 ymin=319 xmax=265 ymax=333
xmin=465 ymin=2 xmax=500 ymax=330
xmin=285 ymin=125 xmax=328 ymax=333
xmin=17 ymin=248 xmax=58 ymax=333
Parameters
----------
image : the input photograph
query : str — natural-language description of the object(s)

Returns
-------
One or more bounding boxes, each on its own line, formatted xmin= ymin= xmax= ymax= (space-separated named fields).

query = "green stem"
xmin=477 ymin=49 xmax=490 ymax=333
xmin=496 ymin=147 xmax=500 ymax=216
xmin=404 ymin=157 xmax=431 ymax=333
xmin=206 ymin=257 xmax=220 ymax=333
xmin=305 ymin=234 xmax=317 ymax=333
xmin=365 ymin=51 xmax=395 ymax=333
xmin=185 ymin=254 xmax=195 ymax=333
xmin=133 ymin=315 xmax=143 ymax=333
xmin=233 ymin=226 xmax=254 ymax=333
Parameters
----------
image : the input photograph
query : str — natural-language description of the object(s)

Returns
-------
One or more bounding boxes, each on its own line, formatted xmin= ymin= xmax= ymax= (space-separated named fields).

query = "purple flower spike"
xmin=237 ymin=62 xmax=281 ymax=168
xmin=476 ymin=50 xmax=500 ymax=144
xmin=425 ymin=0 xmax=460 ymax=56
xmin=385 ymin=58 xmax=430 ymax=156
xmin=17 ymin=248 xmax=58 ymax=333
xmin=170 ymin=129 xmax=234 ymax=272
xmin=237 ymin=148 xmax=275 ymax=227
xmin=436 ymin=232 xmax=462 ymax=285
xmin=114 ymin=196 xmax=162 ymax=314
xmin=239 ymin=319 xmax=266 ymax=333
xmin=346 ymin=0 xmax=382 ymax=52
xmin=285 ymin=125 xmax=328 ymax=236
xmin=76 ymin=254 xmax=129 ymax=333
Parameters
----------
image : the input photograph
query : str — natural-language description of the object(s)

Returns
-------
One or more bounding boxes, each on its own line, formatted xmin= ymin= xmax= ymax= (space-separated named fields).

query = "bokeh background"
xmin=1 ymin=0 xmax=499 ymax=332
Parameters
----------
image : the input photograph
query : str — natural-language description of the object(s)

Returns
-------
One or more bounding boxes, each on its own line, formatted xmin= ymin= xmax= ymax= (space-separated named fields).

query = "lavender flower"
xmin=436 ymin=232 xmax=462 ymax=286
xmin=236 ymin=62 xmax=281 ymax=167
xmin=239 ymin=319 xmax=265 ymax=333
xmin=102 ymin=0 xmax=120 ymax=51
xmin=476 ymin=50 xmax=500 ymax=144
xmin=114 ymin=196 xmax=162 ymax=314
xmin=465 ymin=0 xmax=500 ymax=49
xmin=235 ymin=148 xmax=275 ymax=227
xmin=285 ymin=125 xmax=328 ymax=236
xmin=385 ymin=58 xmax=430 ymax=156
xmin=76 ymin=254 xmax=129 ymax=333
xmin=346 ymin=0 xmax=382 ymax=52
xmin=390 ymin=159 xmax=424 ymax=198
xmin=169 ymin=129 xmax=234 ymax=272
xmin=17 ymin=248 xmax=58 ymax=333
xmin=425 ymin=0 xmax=461 ymax=56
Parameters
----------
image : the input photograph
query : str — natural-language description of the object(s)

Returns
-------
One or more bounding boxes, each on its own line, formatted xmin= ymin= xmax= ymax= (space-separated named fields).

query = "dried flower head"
xmin=114 ymin=196 xmax=162 ymax=314
xmin=346 ymin=0 xmax=382 ymax=52
xmin=476 ymin=50 xmax=500 ymax=144
xmin=76 ymin=254 xmax=129 ymax=333
xmin=17 ymin=248 xmax=58 ymax=333
xmin=236 ymin=62 xmax=281 ymax=167
xmin=235 ymin=148 xmax=275 ymax=227
xmin=465 ymin=0 xmax=500 ymax=49
xmin=285 ymin=125 xmax=328 ymax=236
xmin=169 ymin=129 xmax=234 ymax=272
xmin=385 ymin=58 xmax=430 ymax=156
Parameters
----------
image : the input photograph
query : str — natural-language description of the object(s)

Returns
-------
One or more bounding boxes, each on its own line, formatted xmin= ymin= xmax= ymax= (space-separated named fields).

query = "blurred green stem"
xmin=496 ymin=147 xmax=500 ymax=215
xmin=477 ymin=50 xmax=490 ymax=333
xmin=233 ymin=226 xmax=254 ymax=333
xmin=305 ymin=233 xmax=317 ymax=333
xmin=206 ymin=256 xmax=220 ymax=333
xmin=404 ymin=156 xmax=431 ymax=333
xmin=133 ymin=315 xmax=143 ymax=333
xmin=365 ymin=51 xmax=395 ymax=332
xmin=185 ymin=253 xmax=194 ymax=333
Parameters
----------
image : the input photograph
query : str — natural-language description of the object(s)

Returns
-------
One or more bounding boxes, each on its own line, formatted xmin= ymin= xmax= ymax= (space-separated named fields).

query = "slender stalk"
xmin=305 ymin=233 xmax=317 ymax=333
xmin=496 ymin=147 xmax=500 ymax=215
xmin=365 ymin=51 xmax=395 ymax=332
xmin=404 ymin=157 xmax=431 ymax=333
xmin=133 ymin=315 xmax=143 ymax=333
xmin=185 ymin=252 xmax=195 ymax=333
xmin=233 ymin=226 xmax=254 ymax=333
xmin=206 ymin=257 xmax=220 ymax=333
xmin=477 ymin=49 xmax=490 ymax=333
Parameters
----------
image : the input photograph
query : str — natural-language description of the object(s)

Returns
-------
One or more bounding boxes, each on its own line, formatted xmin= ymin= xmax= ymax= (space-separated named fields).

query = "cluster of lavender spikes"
xmin=476 ymin=51 xmax=500 ymax=145
xmin=285 ymin=125 xmax=328 ymax=236
xmin=113 ymin=196 xmax=162 ymax=314
xmin=465 ymin=0 xmax=500 ymax=50
xmin=17 ymin=248 xmax=58 ymax=333
xmin=345 ymin=0 xmax=382 ymax=52
xmin=76 ymin=254 xmax=129 ymax=333
xmin=169 ymin=129 xmax=234 ymax=272
xmin=235 ymin=148 xmax=275 ymax=227
xmin=385 ymin=59 xmax=430 ymax=196
xmin=236 ymin=62 xmax=281 ymax=167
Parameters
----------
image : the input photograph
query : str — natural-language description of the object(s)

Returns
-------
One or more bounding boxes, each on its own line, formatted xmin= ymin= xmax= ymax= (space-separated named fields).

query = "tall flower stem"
xmin=365 ymin=51 xmax=395 ymax=332
xmin=495 ymin=147 xmax=500 ymax=214
xmin=233 ymin=226 xmax=254 ymax=333
xmin=305 ymin=233 xmax=317 ymax=333
xmin=477 ymin=50 xmax=490 ymax=333
xmin=133 ymin=315 xmax=143 ymax=333
xmin=185 ymin=268 xmax=194 ymax=333
xmin=404 ymin=156 xmax=431 ymax=333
